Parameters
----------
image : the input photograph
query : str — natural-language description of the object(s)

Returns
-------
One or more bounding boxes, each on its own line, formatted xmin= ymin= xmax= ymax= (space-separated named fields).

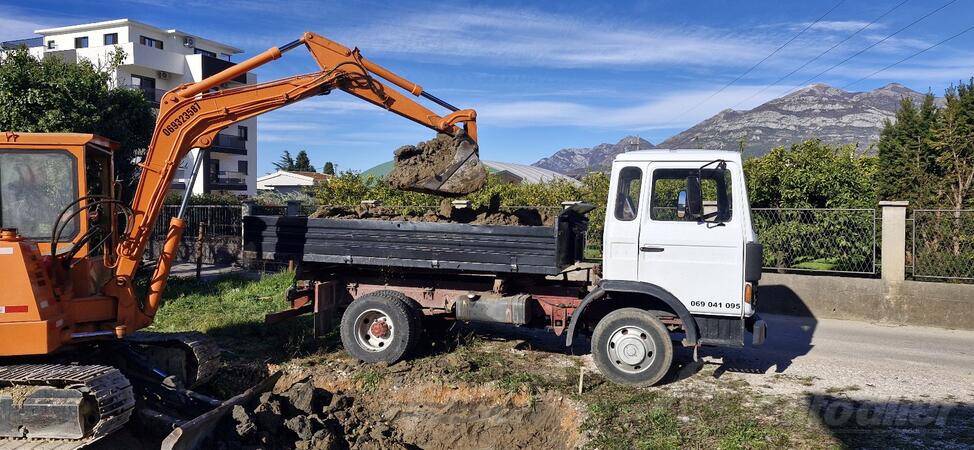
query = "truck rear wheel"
xmin=340 ymin=293 xmax=417 ymax=363
xmin=591 ymin=308 xmax=673 ymax=387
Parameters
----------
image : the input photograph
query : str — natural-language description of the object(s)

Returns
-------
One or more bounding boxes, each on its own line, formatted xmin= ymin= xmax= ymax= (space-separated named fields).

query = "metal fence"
xmin=148 ymin=205 xmax=243 ymax=264
xmin=912 ymin=209 xmax=974 ymax=281
xmin=751 ymin=208 xmax=878 ymax=275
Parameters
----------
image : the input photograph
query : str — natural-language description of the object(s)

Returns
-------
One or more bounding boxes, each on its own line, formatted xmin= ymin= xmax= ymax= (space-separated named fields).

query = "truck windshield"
xmin=0 ymin=150 xmax=78 ymax=240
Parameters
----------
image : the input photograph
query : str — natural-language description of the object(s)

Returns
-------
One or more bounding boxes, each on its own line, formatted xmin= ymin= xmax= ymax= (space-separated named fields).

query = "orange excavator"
xmin=0 ymin=32 xmax=483 ymax=446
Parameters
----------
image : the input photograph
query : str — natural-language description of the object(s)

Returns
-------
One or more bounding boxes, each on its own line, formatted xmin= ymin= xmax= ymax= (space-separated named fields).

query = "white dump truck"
xmin=245 ymin=149 xmax=766 ymax=386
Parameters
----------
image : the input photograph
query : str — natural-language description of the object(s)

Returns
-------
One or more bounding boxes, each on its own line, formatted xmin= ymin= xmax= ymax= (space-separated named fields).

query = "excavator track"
xmin=0 ymin=364 xmax=134 ymax=449
xmin=127 ymin=331 xmax=221 ymax=388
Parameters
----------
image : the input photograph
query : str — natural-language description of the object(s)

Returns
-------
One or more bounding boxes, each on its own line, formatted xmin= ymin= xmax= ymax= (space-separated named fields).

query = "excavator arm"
xmin=104 ymin=32 xmax=481 ymax=330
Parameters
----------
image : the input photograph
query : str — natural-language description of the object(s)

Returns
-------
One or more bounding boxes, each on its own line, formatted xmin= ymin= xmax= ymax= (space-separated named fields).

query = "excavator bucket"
xmin=387 ymin=133 xmax=488 ymax=195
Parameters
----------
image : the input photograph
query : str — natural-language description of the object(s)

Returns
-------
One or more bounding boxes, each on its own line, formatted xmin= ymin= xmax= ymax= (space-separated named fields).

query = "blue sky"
xmin=2 ymin=1 xmax=973 ymax=175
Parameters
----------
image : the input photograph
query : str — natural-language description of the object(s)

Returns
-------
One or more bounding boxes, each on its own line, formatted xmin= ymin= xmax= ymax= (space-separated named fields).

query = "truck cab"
xmin=598 ymin=149 xmax=765 ymax=345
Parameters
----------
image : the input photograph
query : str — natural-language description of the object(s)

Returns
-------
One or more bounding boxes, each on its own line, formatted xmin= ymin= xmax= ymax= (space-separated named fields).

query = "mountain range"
xmin=532 ymin=83 xmax=929 ymax=175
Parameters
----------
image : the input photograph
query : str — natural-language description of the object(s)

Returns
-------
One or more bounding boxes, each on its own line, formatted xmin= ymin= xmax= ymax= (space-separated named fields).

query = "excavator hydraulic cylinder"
xmin=145 ymin=217 xmax=186 ymax=322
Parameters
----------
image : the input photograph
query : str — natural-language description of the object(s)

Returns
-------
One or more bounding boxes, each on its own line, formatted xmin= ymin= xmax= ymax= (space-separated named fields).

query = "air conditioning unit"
xmin=183 ymin=36 xmax=195 ymax=48
xmin=157 ymin=71 xmax=169 ymax=80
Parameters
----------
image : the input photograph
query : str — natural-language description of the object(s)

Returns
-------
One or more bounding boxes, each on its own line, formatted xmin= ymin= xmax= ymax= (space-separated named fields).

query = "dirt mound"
xmin=387 ymin=133 xmax=487 ymax=195
xmin=208 ymin=376 xmax=579 ymax=450
xmin=309 ymin=198 xmax=552 ymax=227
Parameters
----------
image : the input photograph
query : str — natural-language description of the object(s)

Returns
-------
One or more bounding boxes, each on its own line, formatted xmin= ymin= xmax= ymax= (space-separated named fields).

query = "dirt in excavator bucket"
xmin=387 ymin=133 xmax=487 ymax=196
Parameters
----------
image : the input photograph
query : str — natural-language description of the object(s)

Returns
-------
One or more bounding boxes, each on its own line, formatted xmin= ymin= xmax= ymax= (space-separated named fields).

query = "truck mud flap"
xmin=161 ymin=371 xmax=281 ymax=450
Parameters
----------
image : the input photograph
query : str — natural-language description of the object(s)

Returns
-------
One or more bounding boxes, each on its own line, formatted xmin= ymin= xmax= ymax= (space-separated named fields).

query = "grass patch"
xmin=149 ymin=271 xmax=325 ymax=361
xmin=353 ymin=368 xmax=387 ymax=392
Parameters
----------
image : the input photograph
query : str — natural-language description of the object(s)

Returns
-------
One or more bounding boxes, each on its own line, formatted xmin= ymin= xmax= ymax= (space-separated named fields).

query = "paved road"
xmin=707 ymin=313 xmax=974 ymax=402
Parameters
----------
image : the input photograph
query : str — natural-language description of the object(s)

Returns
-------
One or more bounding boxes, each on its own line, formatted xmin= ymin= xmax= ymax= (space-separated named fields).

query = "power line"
xmin=790 ymin=0 xmax=957 ymax=89
xmin=671 ymin=0 xmax=845 ymax=121
xmin=730 ymin=0 xmax=909 ymax=110
xmin=843 ymin=22 xmax=974 ymax=89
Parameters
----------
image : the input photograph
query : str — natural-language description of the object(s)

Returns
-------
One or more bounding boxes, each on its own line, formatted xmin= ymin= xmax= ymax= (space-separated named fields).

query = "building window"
xmin=139 ymin=35 xmax=163 ymax=50
xmin=194 ymin=48 xmax=216 ymax=58
xmin=238 ymin=126 xmax=248 ymax=141
xmin=220 ymin=53 xmax=232 ymax=62
xmin=238 ymin=160 xmax=248 ymax=175
xmin=74 ymin=36 xmax=88 ymax=49
xmin=46 ymin=40 xmax=55 ymax=49
xmin=104 ymin=33 xmax=118 ymax=45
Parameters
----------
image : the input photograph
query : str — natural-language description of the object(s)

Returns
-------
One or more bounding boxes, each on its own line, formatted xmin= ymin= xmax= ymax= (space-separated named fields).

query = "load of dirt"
xmin=309 ymin=197 xmax=553 ymax=227
xmin=387 ymin=133 xmax=487 ymax=195
xmin=207 ymin=376 xmax=580 ymax=450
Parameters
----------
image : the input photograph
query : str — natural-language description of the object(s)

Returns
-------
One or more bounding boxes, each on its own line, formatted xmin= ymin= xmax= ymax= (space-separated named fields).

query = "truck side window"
xmin=614 ymin=167 xmax=642 ymax=221
xmin=650 ymin=168 xmax=733 ymax=222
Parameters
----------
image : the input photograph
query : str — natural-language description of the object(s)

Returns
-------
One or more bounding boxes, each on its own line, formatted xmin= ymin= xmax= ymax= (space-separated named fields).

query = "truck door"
xmin=601 ymin=165 xmax=647 ymax=281
xmin=637 ymin=162 xmax=744 ymax=317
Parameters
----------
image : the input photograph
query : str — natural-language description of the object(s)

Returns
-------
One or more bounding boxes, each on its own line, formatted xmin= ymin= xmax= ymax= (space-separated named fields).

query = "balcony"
xmin=210 ymin=133 xmax=248 ymax=155
xmin=208 ymin=170 xmax=248 ymax=191
xmin=198 ymin=54 xmax=247 ymax=84
xmin=123 ymin=84 xmax=166 ymax=105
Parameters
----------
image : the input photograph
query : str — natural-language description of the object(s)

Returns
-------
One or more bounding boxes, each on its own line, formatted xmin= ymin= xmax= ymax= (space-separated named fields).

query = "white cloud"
xmin=804 ymin=20 xmax=879 ymax=32
xmin=341 ymin=7 xmax=772 ymax=68
xmin=0 ymin=15 xmax=51 ymax=41
xmin=473 ymin=85 xmax=799 ymax=130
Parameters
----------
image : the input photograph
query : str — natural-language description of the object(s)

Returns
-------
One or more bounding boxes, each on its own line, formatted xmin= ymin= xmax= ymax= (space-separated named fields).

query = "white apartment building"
xmin=3 ymin=19 xmax=258 ymax=195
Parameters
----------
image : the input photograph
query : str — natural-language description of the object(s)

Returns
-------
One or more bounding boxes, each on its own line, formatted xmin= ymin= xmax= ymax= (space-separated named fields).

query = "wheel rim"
xmin=355 ymin=309 xmax=395 ymax=352
xmin=606 ymin=325 xmax=656 ymax=374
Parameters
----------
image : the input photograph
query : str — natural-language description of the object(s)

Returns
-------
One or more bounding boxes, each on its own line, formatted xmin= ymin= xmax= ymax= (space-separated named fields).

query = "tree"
xmin=876 ymin=95 xmax=939 ymax=206
xmin=293 ymin=150 xmax=314 ymax=172
xmin=744 ymin=139 xmax=877 ymax=208
xmin=322 ymin=161 xmax=335 ymax=175
xmin=273 ymin=150 xmax=295 ymax=171
xmin=929 ymin=80 xmax=974 ymax=211
xmin=0 ymin=47 xmax=155 ymax=200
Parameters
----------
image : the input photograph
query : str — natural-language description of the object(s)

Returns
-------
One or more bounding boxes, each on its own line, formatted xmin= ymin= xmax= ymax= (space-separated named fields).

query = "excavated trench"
xmin=208 ymin=375 xmax=581 ymax=450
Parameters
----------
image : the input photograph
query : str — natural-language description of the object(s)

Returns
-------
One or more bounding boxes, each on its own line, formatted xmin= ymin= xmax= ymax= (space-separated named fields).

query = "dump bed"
xmin=242 ymin=205 xmax=591 ymax=276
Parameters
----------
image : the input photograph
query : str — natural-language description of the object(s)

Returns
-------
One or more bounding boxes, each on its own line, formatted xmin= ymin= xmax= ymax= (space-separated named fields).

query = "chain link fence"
xmin=912 ymin=209 xmax=974 ymax=281
xmin=751 ymin=208 xmax=877 ymax=275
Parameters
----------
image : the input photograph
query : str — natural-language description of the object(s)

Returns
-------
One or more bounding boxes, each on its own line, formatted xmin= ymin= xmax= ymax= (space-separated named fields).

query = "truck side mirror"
xmin=685 ymin=175 xmax=703 ymax=219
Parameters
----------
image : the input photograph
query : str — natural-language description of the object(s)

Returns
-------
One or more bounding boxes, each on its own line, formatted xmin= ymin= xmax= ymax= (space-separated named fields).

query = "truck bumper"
xmin=746 ymin=314 xmax=767 ymax=346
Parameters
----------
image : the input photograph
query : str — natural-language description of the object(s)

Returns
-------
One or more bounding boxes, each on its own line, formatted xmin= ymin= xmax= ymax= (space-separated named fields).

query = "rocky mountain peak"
xmin=532 ymin=135 xmax=654 ymax=177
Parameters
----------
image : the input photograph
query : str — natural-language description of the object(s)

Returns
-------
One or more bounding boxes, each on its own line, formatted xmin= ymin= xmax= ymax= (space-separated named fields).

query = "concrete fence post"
xmin=879 ymin=201 xmax=909 ymax=282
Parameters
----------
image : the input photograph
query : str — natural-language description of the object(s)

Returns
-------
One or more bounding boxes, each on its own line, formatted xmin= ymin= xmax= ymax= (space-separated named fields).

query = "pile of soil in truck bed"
xmin=386 ymin=133 xmax=487 ymax=195
xmin=309 ymin=198 xmax=554 ymax=227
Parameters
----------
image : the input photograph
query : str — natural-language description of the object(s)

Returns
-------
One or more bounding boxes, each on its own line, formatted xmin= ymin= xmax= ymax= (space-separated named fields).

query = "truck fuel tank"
xmin=455 ymin=294 xmax=532 ymax=325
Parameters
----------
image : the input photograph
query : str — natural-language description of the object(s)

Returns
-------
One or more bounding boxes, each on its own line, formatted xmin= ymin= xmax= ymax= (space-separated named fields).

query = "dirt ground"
xmin=92 ymin=311 xmax=974 ymax=449
xmin=386 ymin=133 xmax=487 ymax=196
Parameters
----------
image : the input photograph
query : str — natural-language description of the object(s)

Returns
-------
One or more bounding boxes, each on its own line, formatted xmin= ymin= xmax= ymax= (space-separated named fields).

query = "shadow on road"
xmin=802 ymin=393 xmax=974 ymax=448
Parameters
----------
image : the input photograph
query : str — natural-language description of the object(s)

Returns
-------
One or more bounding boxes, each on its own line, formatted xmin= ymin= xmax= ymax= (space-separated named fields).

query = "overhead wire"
xmin=843 ymin=23 xmax=974 ymax=89
xmin=670 ymin=0 xmax=846 ymax=121
xmin=729 ymin=0 xmax=909 ymax=110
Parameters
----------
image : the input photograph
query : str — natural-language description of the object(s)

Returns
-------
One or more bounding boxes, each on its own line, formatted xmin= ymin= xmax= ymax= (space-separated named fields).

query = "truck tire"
xmin=365 ymin=290 xmax=424 ymax=352
xmin=340 ymin=293 xmax=417 ymax=363
xmin=591 ymin=308 xmax=673 ymax=387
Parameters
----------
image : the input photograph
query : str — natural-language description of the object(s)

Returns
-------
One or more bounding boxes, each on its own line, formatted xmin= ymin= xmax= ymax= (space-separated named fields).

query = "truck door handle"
xmin=640 ymin=246 xmax=664 ymax=253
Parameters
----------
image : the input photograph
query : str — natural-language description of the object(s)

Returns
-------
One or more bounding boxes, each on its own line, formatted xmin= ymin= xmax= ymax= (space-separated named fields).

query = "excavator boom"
xmin=0 ymin=32 xmax=486 ymax=445
xmin=106 ymin=32 xmax=486 ymax=331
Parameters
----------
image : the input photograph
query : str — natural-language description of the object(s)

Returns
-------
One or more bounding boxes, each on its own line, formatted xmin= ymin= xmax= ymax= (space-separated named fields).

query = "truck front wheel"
xmin=340 ymin=294 xmax=417 ymax=363
xmin=591 ymin=308 xmax=673 ymax=386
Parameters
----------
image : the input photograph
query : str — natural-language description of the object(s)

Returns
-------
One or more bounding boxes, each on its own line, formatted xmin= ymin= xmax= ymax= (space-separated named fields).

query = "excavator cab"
xmin=0 ymin=133 xmax=119 ymax=298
